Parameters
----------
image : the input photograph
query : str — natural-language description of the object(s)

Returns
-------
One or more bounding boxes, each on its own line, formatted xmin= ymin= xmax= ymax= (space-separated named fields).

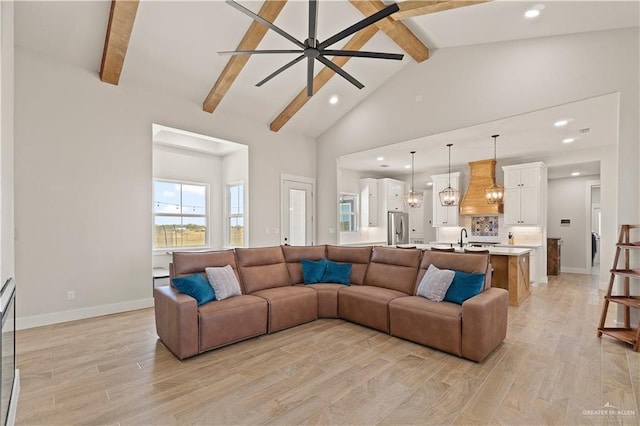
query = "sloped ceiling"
xmin=15 ymin=1 xmax=640 ymax=138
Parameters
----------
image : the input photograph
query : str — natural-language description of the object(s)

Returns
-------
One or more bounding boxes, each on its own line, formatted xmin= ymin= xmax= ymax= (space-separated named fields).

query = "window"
xmin=227 ymin=183 xmax=245 ymax=247
xmin=154 ymin=180 xmax=208 ymax=249
xmin=339 ymin=193 xmax=358 ymax=232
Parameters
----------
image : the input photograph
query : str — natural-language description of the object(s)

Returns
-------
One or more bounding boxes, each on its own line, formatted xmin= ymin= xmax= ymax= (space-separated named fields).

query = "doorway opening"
xmin=281 ymin=174 xmax=315 ymax=246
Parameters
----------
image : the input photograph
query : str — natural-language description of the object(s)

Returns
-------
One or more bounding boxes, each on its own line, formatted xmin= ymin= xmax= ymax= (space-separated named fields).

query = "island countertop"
xmin=395 ymin=244 xmax=532 ymax=256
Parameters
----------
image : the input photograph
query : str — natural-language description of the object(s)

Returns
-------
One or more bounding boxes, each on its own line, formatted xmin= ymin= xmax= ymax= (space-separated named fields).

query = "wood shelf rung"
xmin=610 ymin=269 xmax=640 ymax=279
xmin=605 ymin=296 xmax=640 ymax=309
xmin=617 ymin=243 xmax=640 ymax=249
xmin=598 ymin=328 xmax=639 ymax=345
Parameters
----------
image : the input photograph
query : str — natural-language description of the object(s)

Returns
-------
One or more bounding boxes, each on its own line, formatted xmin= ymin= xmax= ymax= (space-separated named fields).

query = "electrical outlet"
xmin=67 ymin=291 xmax=75 ymax=300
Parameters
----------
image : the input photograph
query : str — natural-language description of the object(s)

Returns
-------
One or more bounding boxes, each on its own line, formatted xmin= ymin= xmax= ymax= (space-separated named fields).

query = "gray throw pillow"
xmin=205 ymin=265 xmax=242 ymax=300
xmin=416 ymin=264 xmax=455 ymax=302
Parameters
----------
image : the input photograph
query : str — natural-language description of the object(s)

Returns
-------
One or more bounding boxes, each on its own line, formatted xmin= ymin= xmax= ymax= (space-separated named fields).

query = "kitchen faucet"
xmin=459 ymin=228 xmax=468 ymax=248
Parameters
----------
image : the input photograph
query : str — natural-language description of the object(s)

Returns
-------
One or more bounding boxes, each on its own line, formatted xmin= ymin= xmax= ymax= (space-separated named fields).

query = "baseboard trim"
xmin=560 ymin=267 xmax=591 ymax=274
xmin=16 ymin=298 xmax=154 ymax=330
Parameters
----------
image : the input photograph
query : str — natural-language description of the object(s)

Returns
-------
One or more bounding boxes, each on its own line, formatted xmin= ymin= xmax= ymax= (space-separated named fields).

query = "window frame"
xmin=153 ymin=178 xmax=210 ymax=251
xmin=339 ymin=192 xmax=359 ymax=233
xmin=226 ymin=181 xmax=246 ymax=248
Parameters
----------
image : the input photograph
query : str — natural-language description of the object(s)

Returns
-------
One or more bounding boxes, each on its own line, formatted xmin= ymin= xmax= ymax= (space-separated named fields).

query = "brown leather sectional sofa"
xmin=154 ymin=245 xmax=508 ymax=362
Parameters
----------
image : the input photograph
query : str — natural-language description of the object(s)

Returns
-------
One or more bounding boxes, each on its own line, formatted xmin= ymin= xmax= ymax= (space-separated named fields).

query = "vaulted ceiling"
xmin=15 ymin=1 xmax=640 ymax=138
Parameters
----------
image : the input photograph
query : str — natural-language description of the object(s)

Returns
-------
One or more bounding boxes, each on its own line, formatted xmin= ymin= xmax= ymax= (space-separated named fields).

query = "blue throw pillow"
xmin=443 ymin=271 xmax=485 ymax=304
xmin=172 ymin=274 xmax=216 ymax=306
xmin=301 ymin=258 xmax=327 ymax=284
xmin=321 ymin=260 xmax=352 ymax=285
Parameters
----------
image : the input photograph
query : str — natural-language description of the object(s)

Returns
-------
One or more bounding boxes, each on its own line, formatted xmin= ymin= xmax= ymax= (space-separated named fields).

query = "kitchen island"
xmin=397 ymin=244 xmax=532 ymax=306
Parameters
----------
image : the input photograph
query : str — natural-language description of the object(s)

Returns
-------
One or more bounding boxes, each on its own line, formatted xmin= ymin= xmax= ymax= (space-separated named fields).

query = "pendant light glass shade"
xmin=485 ymin=134 xmax=505 ymax=204
xmin=403 ymin=151 xmax=423 ymax=208
xmin=439 ymin=144 xmax=459 ymax=206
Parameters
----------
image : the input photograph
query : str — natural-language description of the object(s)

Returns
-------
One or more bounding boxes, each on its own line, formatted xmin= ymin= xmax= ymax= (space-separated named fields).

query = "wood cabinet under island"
xmin=489 ymin=250 xmax=531 ymax=306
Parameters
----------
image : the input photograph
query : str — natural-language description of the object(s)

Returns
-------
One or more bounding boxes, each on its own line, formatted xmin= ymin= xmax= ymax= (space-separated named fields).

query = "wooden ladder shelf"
xmin=598 ymin=224 xmax=640 ymax=351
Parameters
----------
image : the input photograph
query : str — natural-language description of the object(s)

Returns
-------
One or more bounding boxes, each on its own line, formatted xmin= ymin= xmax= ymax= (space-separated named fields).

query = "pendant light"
xmin=439 ymin=143 xmax=459 ymax=206
xmin=403 ymin=151 xmax=423 ymax=208
xmin=485 ymin=134 xmax=505 ymax=204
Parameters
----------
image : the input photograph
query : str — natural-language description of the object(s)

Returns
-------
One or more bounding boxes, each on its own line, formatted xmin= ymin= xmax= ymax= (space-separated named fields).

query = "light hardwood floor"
xmin=16 ymin=273 xmax=640 ymax=425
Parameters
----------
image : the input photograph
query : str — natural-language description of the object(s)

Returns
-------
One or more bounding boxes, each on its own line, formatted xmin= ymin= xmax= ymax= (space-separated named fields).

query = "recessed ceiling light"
xmin=571 ymin=172 xmax=581 ymax=176
xmin=554 ymin=119 xmax=569 ymax=127
xmin=524 ymin=9 xmax=539 ymax=18
xmin=329 ymin=94 xmax=339 ymax=105
xmin=525 ymin=4 xmax=545 ymax=19
xmin=562 ymin=138 xmax=575 ymax=144
xmin=427 ymin=182 xmax=433 ymax=186
xmin=404 ymin=165 xmax=411 ymax=169
xmin=376 ymin=156 xmax=384 ymax=161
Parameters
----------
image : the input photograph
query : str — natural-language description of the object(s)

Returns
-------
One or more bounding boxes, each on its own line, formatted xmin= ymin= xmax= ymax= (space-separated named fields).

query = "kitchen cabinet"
xmin=431 ymin=172 xmax=461 ymax=227
xmin=409 ymin=204 xmax=424 ymax=243
xmin=490 ymin=251 xmax=530 ymax=306
xmin=379 ymin=178 xmax=405 ymax=214
xmin=359 ymin=178 xmax=378 ymax=227
xmin=502 ymin=162 xmax=546 ymax=226
xmin=547 ymin=237 xmax=561 ymax=275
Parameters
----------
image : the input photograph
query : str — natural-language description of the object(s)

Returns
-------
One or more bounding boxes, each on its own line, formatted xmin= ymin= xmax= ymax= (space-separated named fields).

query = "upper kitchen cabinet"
xmin=431 ymin=172 xmax=461 ymax=227
xmin=379 ymin=178 xmax=406 ymax=214
xmin=502 ymin=162 xmax=547 ymax=226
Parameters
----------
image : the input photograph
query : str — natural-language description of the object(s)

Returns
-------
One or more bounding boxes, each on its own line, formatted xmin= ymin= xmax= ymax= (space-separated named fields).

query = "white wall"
xmin=548 ymin=176 xmax=599 ymax=273
xmin=14 ymin=46 xmax=315 ymax=327
xmin=317 ymin=28 xmax=639 ymax=291
xmin=1 ymin=0 xmax=15 ymax=285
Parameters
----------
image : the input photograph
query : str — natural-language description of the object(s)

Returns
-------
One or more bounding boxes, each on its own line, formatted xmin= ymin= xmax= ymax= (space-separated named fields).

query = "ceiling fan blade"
xmin=308 ymin=0 xmax=319 ymax=47
xmin=226 ymin=0 xmax=305 ymax=49
xmin=307 ymin=57 xmax=315 ymax=96
xmin=218 ymin=49 xmax=304 ymax=56
xmin=318 ymin=2 xmax=400 ymax=49
xmin=322 ymin=50 xmax=404 ymax=60
xmin=316 ymin=55 xmax=364 ymax=90
xmin=256 ymin=54 xmax=305 ymax=87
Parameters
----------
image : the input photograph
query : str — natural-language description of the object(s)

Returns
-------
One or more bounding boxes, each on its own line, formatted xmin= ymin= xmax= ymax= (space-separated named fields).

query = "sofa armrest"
xmin=461 ymin=287 xmax=508 ymax=362
xmin=154 ymin=285 xmax=199 ymax=359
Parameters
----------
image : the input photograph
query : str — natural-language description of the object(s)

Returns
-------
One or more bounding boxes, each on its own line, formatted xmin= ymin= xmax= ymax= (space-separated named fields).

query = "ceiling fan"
xmin=219 ymin=0 xmax=404 ymax=97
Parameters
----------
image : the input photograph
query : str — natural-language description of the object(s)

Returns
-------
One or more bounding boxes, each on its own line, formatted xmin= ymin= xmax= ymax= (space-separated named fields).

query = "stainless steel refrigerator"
xmin=387 ymin=211 xmax=409 ymax=245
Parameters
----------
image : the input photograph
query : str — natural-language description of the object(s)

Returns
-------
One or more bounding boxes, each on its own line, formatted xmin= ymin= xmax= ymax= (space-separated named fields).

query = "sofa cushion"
xmin=326 ymin=245 xmax=372 ymax=285
xmin=322 ymin=260 xmax=352 ymax=285
xmin=296 ymin=283 xmax=345 ymax=318
xmin=301 ymin=258 xmax=328 ymax=284
xmin=443 ymin=271 xmax=485 ymax=304
xmin=389 ymin=296 xmax=462 ymax=356
xmin=205 ymin=265 xmax=242 ymax=300
xmin=172 ymin=249 xmax=238 ymax=277
xmin=282 ymin=245 xmax=327 ymax=284
xmin=416 ymin=264 xmax=455 ymax=302
xmin=235 ymin=247 xmax=291 ymax=293
xmin=251 ymin=286 xmax=318 ymax=333
xmin=171 ymin=274 xmax=216 ymax=306
xmin=198 ymin=295 xmax=268 ymax=352
xmin=418 ymin=251 xmax=491 ymax=291
xmin=338 ymin=285 xmax=407 ymax=333
xmin=363 ymin=247 xmax=422 ymax=294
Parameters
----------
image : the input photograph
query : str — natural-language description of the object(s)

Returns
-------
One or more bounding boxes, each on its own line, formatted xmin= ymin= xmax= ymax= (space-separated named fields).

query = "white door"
xmin=282 ymin=178 xmax=314 ymax=246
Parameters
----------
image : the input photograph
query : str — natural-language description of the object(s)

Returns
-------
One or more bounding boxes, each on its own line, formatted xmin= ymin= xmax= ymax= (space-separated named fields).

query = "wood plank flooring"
xmin=16 ymin=273 xmax=640 ymax=425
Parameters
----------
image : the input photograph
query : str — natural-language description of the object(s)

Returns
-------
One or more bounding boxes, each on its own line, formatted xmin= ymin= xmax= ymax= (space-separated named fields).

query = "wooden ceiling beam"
xmin=348 ymin=0 xmax=429 ymax=63
xmin=203 ymin=0 xmax=288 ymax=114
xmin=100 ymin=0 xmax=139 ymax=85
xmin=393 ymin=1 xmax=490 ymax=21
xmin=270 ymin=25 xmax=379 ymax=132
